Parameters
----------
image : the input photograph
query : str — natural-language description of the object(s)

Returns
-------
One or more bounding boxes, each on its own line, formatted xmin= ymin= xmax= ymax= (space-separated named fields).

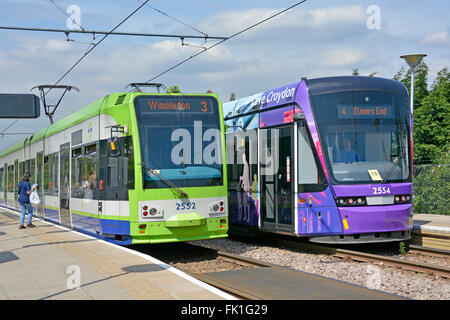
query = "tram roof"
xmin=305 ymin=76 xmax=409 ymax=96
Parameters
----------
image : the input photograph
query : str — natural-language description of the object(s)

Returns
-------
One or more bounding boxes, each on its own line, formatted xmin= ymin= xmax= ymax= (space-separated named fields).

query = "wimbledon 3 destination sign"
xmin=135 ymin=96 xmax=217 ymax=115
xmin=0 ymin=94 xmax=40 ymax=118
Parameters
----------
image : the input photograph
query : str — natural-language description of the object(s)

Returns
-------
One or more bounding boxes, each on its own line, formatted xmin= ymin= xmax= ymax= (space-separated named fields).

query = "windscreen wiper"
xmin=141 ymin=162 xmax=188 ymax=198
xmin=379 ymin=137 xmax=406 ymax=185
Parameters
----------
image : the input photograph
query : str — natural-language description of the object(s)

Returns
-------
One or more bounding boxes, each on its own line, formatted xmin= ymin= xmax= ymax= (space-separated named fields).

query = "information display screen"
xmin=0 ymin=94 xmax=40 ymax=118
xmin=337 ymin=104 xmax=394 ymax=119
xmin=134 ymin=95 xmax=217 ymax=115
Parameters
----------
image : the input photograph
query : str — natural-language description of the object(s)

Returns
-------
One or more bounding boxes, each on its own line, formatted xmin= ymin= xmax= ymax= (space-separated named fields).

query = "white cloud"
xmin=203 ymin=5 xmax=366 ymax=35
xmin=45 ymin=39 xmax=72 ymax=51
xmin=421 ymin=31 xmax=448 ymax=45
xmin=319 ymin=49 xmax=366 ymax=67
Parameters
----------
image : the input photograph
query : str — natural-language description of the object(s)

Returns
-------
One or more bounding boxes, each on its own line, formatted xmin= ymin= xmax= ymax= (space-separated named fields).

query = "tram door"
xmin=36 ymin=152 xmax=44 ymax=218
xmin=59 ymin=143 xmax=71 ymax=227
xmin=3 ymin=164 xmax=7 ymax=207
xmin=260 ymin=126 xmax=294 ymax=232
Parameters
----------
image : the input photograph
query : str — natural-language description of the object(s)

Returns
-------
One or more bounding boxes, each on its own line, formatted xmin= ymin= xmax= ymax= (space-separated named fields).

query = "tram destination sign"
xmin=0 ymin=94 xmax=40 ymax=118
xmin=135 ymin=96 xmax=217 ymax=115
xmin=337 ymin=104 xmax=394 ymax=119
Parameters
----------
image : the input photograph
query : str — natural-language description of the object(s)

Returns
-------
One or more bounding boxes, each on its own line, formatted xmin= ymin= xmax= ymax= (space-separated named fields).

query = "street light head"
xmin=400 ymin=54 xmax=427 ymax=68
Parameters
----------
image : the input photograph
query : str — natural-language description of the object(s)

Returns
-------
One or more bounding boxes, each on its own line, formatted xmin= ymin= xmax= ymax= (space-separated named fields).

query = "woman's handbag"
xmin=30 ymin=191 xmax=41 ymax=205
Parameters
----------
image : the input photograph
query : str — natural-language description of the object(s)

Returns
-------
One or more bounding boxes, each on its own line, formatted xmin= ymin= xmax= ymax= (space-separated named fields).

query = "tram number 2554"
xmin=372 ymin=186 xmax=391 ymax=195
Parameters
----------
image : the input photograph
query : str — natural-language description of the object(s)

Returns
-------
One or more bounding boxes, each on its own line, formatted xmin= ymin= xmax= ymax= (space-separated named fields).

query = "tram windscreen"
xmin=134 ymin=95 xmax=223 ymax=188
xmin=310 ymin=90 xmax=411 ymax=185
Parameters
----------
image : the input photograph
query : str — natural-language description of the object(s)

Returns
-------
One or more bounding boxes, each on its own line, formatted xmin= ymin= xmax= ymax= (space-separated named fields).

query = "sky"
xmin=0 ymin=0 xmax=449 ymax=150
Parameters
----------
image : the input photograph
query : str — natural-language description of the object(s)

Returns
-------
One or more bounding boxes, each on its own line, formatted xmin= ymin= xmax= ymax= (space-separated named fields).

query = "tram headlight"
xmin=140 ymin=203 xmax=164 ymax=219
xmin=209 ymin=199 xmax=226 ymax=216
xmin=394 ymin=194 xmax=412 ymax=204
xmin=335 ymin=197 xmax=366 ymax=207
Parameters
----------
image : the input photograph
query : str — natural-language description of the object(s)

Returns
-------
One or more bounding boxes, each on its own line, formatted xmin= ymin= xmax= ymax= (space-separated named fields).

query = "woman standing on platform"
xmin=17 ymin=173 xmax=37 ymax=229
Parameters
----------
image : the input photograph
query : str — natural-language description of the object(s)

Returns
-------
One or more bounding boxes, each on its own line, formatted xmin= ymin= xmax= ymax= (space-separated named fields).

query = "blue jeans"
xmin=19 ymin=203 xmax=33 ymax=226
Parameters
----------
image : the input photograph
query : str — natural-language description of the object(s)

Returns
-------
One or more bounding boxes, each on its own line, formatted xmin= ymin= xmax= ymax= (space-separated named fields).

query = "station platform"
xmin=412 ymin=214 xmax=450 ymax=249
xmin=0 ymin=208 xmax=235 ymax=300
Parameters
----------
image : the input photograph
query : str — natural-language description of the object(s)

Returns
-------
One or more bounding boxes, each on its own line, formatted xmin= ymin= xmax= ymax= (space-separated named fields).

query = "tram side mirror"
xmin=108 ymin=137 xmax=121 ymax=156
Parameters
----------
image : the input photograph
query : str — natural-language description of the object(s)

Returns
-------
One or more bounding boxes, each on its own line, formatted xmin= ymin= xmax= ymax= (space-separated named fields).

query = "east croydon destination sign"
xmin=0 ymin=94 xmax=40 ymax=118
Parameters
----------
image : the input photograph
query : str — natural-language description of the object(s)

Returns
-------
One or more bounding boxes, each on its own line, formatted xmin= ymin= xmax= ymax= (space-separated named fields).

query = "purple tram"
xmin=223 ymin=76 xmax=413 ymax=243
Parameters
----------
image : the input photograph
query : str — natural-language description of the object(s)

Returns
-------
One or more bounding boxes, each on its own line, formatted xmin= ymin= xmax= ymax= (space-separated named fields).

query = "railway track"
xmin=247 ymin=235 xmax=450 ymax=279
xmin=187 ymin=251 xmax=275 ymax=300
xmin=131 ymin=242 xmax=401 ymax=300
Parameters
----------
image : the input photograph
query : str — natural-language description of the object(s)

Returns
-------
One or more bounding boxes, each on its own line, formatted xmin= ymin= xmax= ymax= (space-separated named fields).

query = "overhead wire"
xmin=142 ymin=0 xmax=307 ymax=84
xmin=136 ymin=0 xmax=208 ymax=37
xmin=45 ymin=0 xmax=151 ymax=96
xmin=0 ymin=0 xmax=151 ymax=134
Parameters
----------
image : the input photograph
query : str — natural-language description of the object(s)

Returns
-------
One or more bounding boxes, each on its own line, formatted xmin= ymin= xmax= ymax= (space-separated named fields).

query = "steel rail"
xmin=333 ymin=248 xmax=450 ymax=279
xmin=183 ymin=246 xmax=280 ymax=300
xmin=406 ymin=244 xmax=450 ymax=257
xmin=263 ymin=238 xmax=450 ymax=279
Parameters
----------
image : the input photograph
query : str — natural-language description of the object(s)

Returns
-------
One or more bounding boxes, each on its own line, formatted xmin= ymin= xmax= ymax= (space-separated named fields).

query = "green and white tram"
xmin=0 ymin=86 xmax=228 ymax=244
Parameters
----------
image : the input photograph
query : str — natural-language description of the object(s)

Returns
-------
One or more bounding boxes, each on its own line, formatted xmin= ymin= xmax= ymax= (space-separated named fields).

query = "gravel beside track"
xmin=190 ymin=238 xmax=450 ymax=300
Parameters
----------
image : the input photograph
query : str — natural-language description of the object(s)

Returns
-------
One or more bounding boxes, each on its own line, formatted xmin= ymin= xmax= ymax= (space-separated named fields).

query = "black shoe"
xmin=19 ymin=225 xmax=26 ymax=229
xmin=27 ymin=223 xmax=36 ymax=228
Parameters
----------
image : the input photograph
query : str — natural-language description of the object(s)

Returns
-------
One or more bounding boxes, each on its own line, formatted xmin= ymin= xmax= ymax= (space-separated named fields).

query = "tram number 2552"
xmin=176 ymin=202 xmax=197 ymax=210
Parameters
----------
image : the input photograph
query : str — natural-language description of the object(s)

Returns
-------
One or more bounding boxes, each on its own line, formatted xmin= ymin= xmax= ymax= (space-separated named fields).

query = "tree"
xmin=393 ymin=67 xmax=405 ymax=81
xmin=352 ymin=69 xmax=359 ymax=76
xmin=413 ymin=67 xmax=450 ymax=163
xmin=229 ymin=93 xmax=236 ymax=101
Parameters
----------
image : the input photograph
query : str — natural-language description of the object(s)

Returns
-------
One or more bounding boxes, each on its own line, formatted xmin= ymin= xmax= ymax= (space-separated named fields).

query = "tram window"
xmin=71 ymin=129 xmax=82 ymax=146
xmin=8 ymin=165 xmax=14 ymax=193
xmin=297 ymin=124 xmax=326 ymax=192
xmin=124 ymin=136 xmax=134 ymax=190
xmin=29 ymin=159 xmax=35 ymax=183
xmin=44 ymin=156 xmax=50 ymax=193
xmin=51 ymin=153 xmax=59 ymax=196
xmin=0 ymin=168 xmax=3 ymax=192
xmin=18 ymin=161 xmax=24 ymax=182
xmin=71 ymin=144 xmax=98 ymax=199
xmin=242 ymin=132 xmax=257 ymax=194
xmin=391 ymin=131 xmax=399 ymax=158
xmin=71 ymin=147 xmax=84 ymax=198
xmin=107 ymin=158 xmax=119 ymax=188
xmin=84 ymin=143 xmax=98 ymax=199
xmin=226 ymin=134 xmax=238 ymax=190
xmin=86 ymin=144 xmax=96 ymax=155
xmin=15 ymin=160 xmax=18 ymax=185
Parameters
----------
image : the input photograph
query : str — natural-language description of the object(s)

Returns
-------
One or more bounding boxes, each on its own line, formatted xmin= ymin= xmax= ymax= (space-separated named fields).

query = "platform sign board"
xmin=0 ymin=94 xmax=40 ymax=118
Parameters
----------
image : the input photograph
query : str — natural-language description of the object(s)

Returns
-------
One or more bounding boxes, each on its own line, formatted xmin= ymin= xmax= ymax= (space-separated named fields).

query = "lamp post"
xmin=400 ymin=54 xmax=427 ymax=115
xmin=400 ymin=54 xmax=426 ymax=180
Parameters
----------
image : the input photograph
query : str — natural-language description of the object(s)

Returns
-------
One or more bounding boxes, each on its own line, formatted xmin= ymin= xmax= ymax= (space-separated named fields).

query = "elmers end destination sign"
xmin=337 ymin=104 xmax=394 ymax=119
xmin=134 ymin=96 xmax=217 ymax=115
xmin=0 ymin=94 xmax=40 ymax=118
